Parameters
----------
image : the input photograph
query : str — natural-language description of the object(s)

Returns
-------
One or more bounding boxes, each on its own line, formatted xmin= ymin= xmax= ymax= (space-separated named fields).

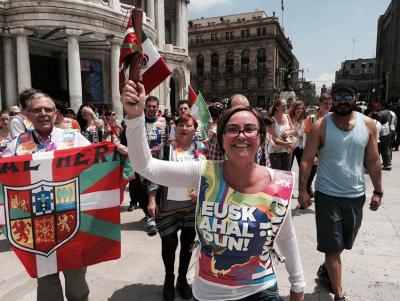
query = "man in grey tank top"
xmin=297 ymin=80 xmax=383 ymax=301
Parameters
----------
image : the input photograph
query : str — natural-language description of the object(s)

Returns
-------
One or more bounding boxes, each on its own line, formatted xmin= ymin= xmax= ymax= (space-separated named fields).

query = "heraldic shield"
xmin=4 ymin=178 xmax=80 ymax=256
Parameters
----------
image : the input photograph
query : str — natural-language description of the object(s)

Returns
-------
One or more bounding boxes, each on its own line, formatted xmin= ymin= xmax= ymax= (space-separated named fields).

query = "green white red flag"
xmin=119 ymin=18 xmax=171 ymax=94
xmin=191 ymin=92 xmax=211 ymax=140
xmin=0 ymin=143 xmax=133 ymax=278
xmin=188 ymin=85 xmax=197 ymax=107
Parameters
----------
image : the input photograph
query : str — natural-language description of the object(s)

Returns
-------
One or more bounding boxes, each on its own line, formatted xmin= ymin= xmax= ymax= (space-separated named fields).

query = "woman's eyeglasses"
xmin=223 ymin=126 xmax=260 ymax=138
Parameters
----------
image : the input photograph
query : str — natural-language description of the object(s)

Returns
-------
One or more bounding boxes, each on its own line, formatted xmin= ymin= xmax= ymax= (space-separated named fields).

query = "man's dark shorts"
xmin=315 ymin=191 xmax=365 ymax=253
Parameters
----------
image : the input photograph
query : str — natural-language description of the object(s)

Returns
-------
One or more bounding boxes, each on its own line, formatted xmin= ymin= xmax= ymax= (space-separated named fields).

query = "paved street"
xmin=1 ymin=152 xmax=400 ymax=301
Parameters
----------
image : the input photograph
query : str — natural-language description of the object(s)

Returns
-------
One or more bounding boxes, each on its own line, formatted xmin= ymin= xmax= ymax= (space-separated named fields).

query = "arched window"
xmin=226 ymin=51 xmax=234 ymax=75
xmin=241 ymin=49 xmax=250 ymax=74
xmin=211 ymin=53 xmax=219 ymax=75
xmin=257 ymin=48 xmax=266 ymax=73
xmin=197 ymin=55 xmax=204 ymax=76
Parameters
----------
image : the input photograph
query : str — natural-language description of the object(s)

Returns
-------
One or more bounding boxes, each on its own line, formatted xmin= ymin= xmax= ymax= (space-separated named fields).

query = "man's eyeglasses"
xmin=281 ymin=104 xmax=288 ymax=109
xmin=223 ymin=126 xmax=260 ymax=138
xmin=9 ymin=112 xmax=19 ymax=116
xmin=332 ymin=93 xmax=354 ymax=102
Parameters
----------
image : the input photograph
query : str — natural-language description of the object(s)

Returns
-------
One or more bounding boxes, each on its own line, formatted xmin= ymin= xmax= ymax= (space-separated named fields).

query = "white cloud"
xmin=309 ymin=72 xmax=335 ymax=95
xmin=189 ymin=0 xmax=231 ymax=11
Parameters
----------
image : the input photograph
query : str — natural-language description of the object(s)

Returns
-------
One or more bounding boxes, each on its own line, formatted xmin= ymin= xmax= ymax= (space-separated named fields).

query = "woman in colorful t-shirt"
xmin=148 ymin=114 xmax=207 ymax=301
xmin=122 ymin=82 xmax=305 ymax=301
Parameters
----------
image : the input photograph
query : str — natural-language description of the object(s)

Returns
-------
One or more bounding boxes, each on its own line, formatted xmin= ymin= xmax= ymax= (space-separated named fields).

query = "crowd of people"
xmin=0 ymin=78 xmax=393 ymax=301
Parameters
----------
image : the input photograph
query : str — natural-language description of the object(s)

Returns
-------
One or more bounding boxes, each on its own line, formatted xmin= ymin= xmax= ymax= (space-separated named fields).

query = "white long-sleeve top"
xmin=126 ymin=115 xmax=305 ymax=298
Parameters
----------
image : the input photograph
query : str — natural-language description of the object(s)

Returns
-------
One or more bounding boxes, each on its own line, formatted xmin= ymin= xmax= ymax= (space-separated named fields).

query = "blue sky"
xmin=188 ymin=0 xmax=391 ymax=93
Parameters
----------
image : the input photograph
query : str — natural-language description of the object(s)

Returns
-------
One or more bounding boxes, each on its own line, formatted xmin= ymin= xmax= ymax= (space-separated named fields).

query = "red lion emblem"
xmin=12 ymin=220 xmax=32 ymax=243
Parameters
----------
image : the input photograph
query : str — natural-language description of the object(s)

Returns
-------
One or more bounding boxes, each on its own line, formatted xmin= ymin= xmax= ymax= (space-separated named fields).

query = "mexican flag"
xmin=191 ymin=92 xmax=211 ymax=140
xmin=119 ymin=18 xmax=171 ymax=94
xmin=188 ymin=84 xmax=197 ymax=107
xmin=0 ymin=143 xmax=133 ymax=278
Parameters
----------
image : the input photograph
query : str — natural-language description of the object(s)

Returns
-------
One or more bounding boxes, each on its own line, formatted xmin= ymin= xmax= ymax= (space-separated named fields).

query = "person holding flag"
xmin=121 ymin=81 xmax=305 ymax=301
xmin=3 ymin=92 xmax=91 ymax=301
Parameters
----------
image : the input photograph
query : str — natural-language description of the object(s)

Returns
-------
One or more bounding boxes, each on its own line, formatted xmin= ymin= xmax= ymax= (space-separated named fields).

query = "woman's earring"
xmin=224 ymin=153 xmax=228 ymax=160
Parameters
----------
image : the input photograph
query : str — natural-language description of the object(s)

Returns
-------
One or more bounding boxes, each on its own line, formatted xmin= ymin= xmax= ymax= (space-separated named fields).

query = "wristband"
xmin=373 ymin=190 xmax=383 ymax=198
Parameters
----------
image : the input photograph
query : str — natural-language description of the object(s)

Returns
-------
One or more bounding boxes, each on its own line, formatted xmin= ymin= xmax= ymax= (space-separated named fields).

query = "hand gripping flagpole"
xmin=129 ymin=0 xmax=144 ymax=84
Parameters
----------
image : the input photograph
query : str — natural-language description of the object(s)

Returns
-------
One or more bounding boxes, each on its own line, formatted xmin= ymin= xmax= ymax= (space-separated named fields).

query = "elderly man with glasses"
xmin=298 ymin=80 xmax=382 ymax=301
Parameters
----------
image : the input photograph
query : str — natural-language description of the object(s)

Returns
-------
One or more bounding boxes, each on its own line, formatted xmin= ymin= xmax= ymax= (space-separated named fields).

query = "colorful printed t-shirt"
xmin=157 ymin=141 xmax=208 ymax=216
xmin=194 ymin=161 xmax=294 ymax=300
xmin=145 ymin=116 xmax=166 ymax=158
xmin=3 ymin=127 xmax=90 ymax=157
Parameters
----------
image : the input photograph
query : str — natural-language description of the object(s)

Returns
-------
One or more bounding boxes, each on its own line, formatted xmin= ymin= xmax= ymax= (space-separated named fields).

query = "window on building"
xmin=230 ymin=31 xmax=234 ymax=39
xmin=211 ymin=53 xmax=219 ymax=75
xmin=351 ymin=63 xmax=355 ymax=69
xmin=246 ymin=29 xmax=250 ymax=37
xmin=361 ymin=63 xmax=366 ymax=69
xmin=369 ymin=62 xmax=374 ymax=68
xmin=198 ymin=80 xmax=203 ymax=92
xmin=241 ymin=49 xmax=250 ymax=74
xmin=212 ymin=80 xmax=218 ymax=91
xmin=226 ymin=51 xmax=234 ymax=75
xmin=211 ymin=34 xmax=219 ymax=41
xmin=258 ymin=76 xmax=265 ymax=89
xmin=257 ymin=48 xmax=267 ymax=73
xmin=197 ymin=55 xmax=204 ymax=76
xmin=241 ymin=30 xmax=246 ymax=38
xmin=257 ymin=28 xmax=262 ymax=36
xmin=227 ymin=79 xmax=234 ymax=90
xmin=263 ymin=27 xmax=266 ymax=35
xmin=257 ymin=96 xmax=265 ymax=107
xmin=242 ymin=78 xmax=248 ymax=89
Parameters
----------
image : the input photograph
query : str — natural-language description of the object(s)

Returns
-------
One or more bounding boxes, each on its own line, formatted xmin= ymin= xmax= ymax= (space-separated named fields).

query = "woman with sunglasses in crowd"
xmin=268 ymin=99 xmax=295 ymax=171
xmin=288 ymin=100 xmax=306 ymax=170
xmin=121 ymin=81 xmax=305 ymax=301
xmin=104 ymin=111 xmax=123 ymax=143
xmin=77 ymin=104 xmax=105 ymax=143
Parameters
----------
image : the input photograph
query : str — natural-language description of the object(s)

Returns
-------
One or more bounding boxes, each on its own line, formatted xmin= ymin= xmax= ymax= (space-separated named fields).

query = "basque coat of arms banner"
xmin=0 ymin=142 xmax=133 ymax=278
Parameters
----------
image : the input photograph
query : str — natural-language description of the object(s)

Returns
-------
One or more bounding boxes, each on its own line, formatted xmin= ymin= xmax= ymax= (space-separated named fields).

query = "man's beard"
xmin=332 ymin=103 xmax=355 ymax=116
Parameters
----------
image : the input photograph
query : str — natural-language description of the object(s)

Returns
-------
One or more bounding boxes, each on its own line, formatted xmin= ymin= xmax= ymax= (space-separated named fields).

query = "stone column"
xmin=107 ymin=35 xmax=123 ymax=121
xmin=10 ymin=27 xmax=33 ymax=93
xmin=111 ymin=0 xmax=121 ymax=12
xmin=183 ymin=0 xmax=189 ymax=52
xmin=155 ymin=0 xmax=165 ymax=48
xmin=175 ymin=0 xmax=183 ymax=48
xmin=1 ymin=29 xmax=18 ymax=107
xmin=146 ymin=0 xmax=155 ymax=25
xmin=65 ymin=28 xmax=83 ymax=114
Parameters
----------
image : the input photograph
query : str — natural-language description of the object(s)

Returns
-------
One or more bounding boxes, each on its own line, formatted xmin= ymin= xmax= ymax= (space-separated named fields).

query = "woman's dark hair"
xmin=268 ymin=98 xmax=284 ymax=117
xmin=175 ymin=113 xmax=198 ymax=129
xmin=76 ymin=103 xmax=97 ymax=130
xmin=217 ymin=106 xmax=266 ymax=153
xmin=263 ymin=117 xmax=275 ymax=126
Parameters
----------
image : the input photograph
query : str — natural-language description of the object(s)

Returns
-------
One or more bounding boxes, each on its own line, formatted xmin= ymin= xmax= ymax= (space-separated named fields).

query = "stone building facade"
xmin=376 ymin=0 xmax=400 ymax=102
xmin=188 ymin=11 xmax=299 ymax=108
xmin=335 ymin=58 xmax=377 ymax=102
xmin=0 ymin=0 xmax=190 ymax=118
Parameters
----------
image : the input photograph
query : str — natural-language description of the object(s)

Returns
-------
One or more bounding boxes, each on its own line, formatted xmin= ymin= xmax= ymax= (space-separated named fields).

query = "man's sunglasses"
xmin=332 ymin=94 xmax=354 ymax=102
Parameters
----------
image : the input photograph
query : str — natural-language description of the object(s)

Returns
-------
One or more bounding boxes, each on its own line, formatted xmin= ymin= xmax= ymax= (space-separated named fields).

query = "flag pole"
xmin=128 ymin=0 xmax=143 ymax=83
